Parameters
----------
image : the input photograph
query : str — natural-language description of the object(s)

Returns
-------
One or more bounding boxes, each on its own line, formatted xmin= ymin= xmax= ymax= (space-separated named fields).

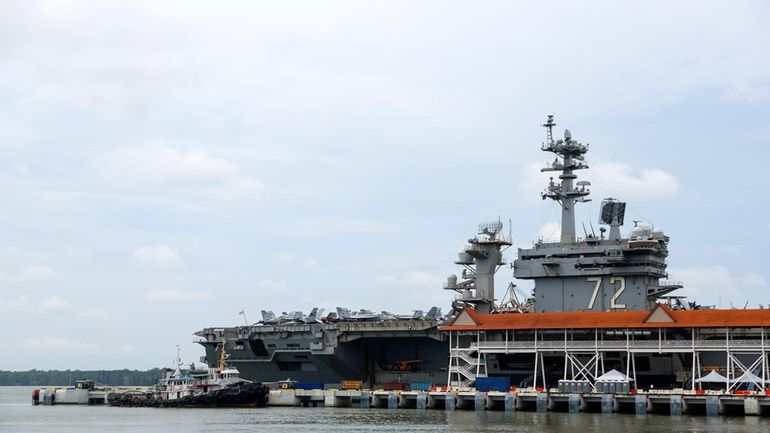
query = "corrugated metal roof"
xmin=441 ymin=304 xmax=770 ymax=331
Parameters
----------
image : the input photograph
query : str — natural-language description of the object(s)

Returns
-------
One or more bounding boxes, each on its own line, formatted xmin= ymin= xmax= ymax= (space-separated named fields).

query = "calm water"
xmin=1 ymin=386 xmax=768 ymax=433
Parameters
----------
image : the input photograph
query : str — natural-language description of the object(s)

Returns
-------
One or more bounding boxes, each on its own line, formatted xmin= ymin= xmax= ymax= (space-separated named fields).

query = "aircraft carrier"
xmin=194 ymin=307 xmax=449 ymax=386
xmin=196 ymin=115 xmax=744 ymax=389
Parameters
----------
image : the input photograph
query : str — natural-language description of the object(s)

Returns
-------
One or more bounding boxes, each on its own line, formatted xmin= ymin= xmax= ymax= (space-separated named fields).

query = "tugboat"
xmin=109 ymin=341 xmax=269 ymax=408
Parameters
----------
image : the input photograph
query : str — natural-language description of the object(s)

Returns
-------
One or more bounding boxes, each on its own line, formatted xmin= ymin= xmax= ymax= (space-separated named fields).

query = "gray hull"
xmin=197 ymin=321 xmax=449 ymax=387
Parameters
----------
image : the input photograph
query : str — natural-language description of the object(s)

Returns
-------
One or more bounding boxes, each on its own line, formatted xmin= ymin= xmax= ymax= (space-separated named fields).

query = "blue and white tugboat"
xmin=109 ymin=342 xmax=269 ymax=408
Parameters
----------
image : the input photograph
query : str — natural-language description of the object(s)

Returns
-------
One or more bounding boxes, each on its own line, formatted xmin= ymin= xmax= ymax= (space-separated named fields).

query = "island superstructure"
xmin=442 ymin=116 xmax=770 ymax=392
xmin=515 ymin=115 xmax=681 ymax=312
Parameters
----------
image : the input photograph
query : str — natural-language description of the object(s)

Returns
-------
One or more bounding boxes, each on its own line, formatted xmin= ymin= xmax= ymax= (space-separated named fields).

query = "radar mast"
xmin=444 ymin=220 xmax=512 ymax=314
xmin=540 ymin=115 xmax=591 ymax=244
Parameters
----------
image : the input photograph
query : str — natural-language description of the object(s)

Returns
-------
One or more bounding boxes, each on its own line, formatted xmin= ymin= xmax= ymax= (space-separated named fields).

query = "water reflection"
xmin=2 ymin=387 xmax=769 ymax=433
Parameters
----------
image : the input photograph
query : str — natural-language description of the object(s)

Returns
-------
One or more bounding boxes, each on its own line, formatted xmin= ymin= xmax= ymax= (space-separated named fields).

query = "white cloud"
xmin=728 ymin=80 xmax=770 ymax=104
xmin=741 ymin=272 xmax=768 ymax=289
xmin=111 ymin=344 xmax=136 ymax=353
xmin=0 ymin=263 xmax=53 ymax=281
xmin=404 ymin=271 xmax=439 ymax=288
xmin=519 ymin=162 xmax=551 ymax=201
xmin=0 ymin=295 xmax=33 ymax=313
xmin=144 ymin=289 xmax=210 ymax=301
xmin=302 ymin=259 xmax=322 ymax=271
xmin=537 ymin=222 xmax=561 ymax=243
xmin=276 ymin=253 xmax=292 ymax=263
xmin=100 ymin=142 xmax=263 ymax=198
xmin=586 ymin=162 xmax=679 ymax=199
xmin=253 ymin=280 xmax=287 ymax=290
xmin=39 ymin=296 xmax=109 ymax=319
xmin=375 ymin=270 xmax=441 ymax=289
xmin=105 ymin=143 xmax=232 ymax=183
xmin=289 ymin=216 xmax=399 ymax=235
xmin=40 ymin=296 xmax=71 ymax=312
xmin=25 ymin=337 xmax=96 ymax=351
xmin=18 ymin=264 xmax=53 ymax=279
xmin=132 ymin=244 xmax=185 ymax=269
xmin=79 ymin=308 xmax=109 ymax=319
xmin=0 ymin=1 xmax=768 ymax=370
xmin=519 ymin=159 xmax=679 ymax=203
xmin=669 ymin=265 xmax=768 ymax=308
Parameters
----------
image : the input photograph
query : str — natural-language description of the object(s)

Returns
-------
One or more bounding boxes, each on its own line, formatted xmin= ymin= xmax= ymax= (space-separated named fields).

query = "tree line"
xmin=0 ymin=369 xmax=165 ymax=386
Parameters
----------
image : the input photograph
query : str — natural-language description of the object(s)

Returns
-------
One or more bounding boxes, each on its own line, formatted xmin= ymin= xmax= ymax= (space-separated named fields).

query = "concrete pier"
xmin=370 ymin=391 xmax=398 ymax=409
xmin=744 ymin=397 xmax=760 ymax=416
xmin=264 ymin=388 xmax=770 ymax=417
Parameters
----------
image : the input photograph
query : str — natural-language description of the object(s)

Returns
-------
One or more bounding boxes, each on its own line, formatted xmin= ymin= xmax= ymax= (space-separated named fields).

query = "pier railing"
xmin=469 ymin=339 xmax=767 ymax=353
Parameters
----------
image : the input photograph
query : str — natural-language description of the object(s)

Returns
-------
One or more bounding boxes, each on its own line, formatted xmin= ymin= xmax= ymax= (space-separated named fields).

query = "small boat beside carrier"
xmin=108 ymin=342 xmax=269 ymax=408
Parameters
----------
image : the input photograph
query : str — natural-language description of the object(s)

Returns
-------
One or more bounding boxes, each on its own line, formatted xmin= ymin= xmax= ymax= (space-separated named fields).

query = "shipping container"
xmin=409 ymin=382 xmax=431 ymax=391
xmin=380 ymin=382 xmax=408 ymax=391
xmin=293 ymin=382 xmax=324 ymax=390
xmin=340 ymin=380 xmax=363 ymax=390
xmin=475 ymin=377 xmax=510 ymax=392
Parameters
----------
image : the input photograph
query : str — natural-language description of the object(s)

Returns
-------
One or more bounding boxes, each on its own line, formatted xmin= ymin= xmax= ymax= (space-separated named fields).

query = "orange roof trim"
xmin=441 ymin=306 xmax=770 ymax=331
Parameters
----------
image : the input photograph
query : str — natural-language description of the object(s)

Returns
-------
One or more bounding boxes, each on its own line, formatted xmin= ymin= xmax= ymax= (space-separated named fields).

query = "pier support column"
xmin=669 ymin=395 xmax=683 ymax=416
xmin=705 ymin=396 xmax=719 ymax=417
xmin=324 ymin=393 xmax=337 ymax=407
xmin=484 ymin=395 xmax=494 ymax=410
xmin=474 ymin=392 xmax=485 ymax=411
xmin=504 ymin=393 xmax=516 ymax=412
xmin=568 ymin=394 xmax=580 ymax=413
xmin=387 ymin=392 xmax=397 ymax=409
xmin=601 ymin=394 xmax=614 ymax=413
xmin=634 ymin=395 xmax=647 ymax=415
xmin=536 ymin=393 xmax=548 ymax=413
xmin=445 ymin=393 xmax=456 ymax=411
xmin=515 ymin=395 xmax=525 ymax=410
xmin=744 ymin=397 xmax=760 ymax=416
xmin=359 ymin=391 xmax=369 ymax=409
xmin=579 ymin=395 xmax=588 ymax=411
xmin=416 ymin=392 xmax=427 ymax=410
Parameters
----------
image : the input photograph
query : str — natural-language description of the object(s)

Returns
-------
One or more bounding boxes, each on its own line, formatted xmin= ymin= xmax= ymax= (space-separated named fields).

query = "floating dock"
xmin=266 ymin=388 xmax=770 ymax=416
xmin=33 ymin=380 xmax=151 ymax=406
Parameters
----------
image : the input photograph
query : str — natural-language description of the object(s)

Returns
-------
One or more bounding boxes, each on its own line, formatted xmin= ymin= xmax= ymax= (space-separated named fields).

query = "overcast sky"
xmin=1 ymin=1 xmax=769 ymax=370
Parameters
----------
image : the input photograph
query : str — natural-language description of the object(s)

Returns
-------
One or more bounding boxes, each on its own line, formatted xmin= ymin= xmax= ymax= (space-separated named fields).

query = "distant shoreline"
xmin=0 ymin=369 xmax=163 ymax=386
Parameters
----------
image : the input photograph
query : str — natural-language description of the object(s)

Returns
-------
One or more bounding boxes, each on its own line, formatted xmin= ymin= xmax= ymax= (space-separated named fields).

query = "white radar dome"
xmin=457 ymin=252 xmax=474 ymax=264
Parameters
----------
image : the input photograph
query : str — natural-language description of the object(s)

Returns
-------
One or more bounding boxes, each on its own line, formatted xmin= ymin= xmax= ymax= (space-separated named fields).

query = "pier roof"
xmin=441 ymin=304 xmax=770 ymax=331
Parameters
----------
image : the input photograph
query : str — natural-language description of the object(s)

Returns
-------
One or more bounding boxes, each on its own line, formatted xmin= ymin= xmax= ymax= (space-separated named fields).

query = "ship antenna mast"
xmin=540 ymin=115 xmax=591 ymax=244
xmin=543 ymin=114 xmax=556 ymax=146
xmin=218 ymin=338 xmax=227 ymax=370
xmin=173 ymin=345 xmax=182 ymax=377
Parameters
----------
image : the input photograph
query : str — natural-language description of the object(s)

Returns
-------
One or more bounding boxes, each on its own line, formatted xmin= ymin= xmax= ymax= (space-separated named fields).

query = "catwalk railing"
xmin=469 ymin=338 xmax=768 ymax=353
